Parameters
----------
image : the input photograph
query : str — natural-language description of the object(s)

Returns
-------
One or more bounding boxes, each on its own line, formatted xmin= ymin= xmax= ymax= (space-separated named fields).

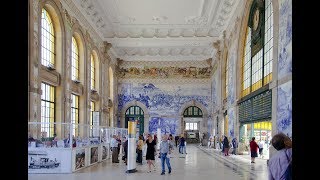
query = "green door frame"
xmin=125 ymin=106 xmax=144 ymax=135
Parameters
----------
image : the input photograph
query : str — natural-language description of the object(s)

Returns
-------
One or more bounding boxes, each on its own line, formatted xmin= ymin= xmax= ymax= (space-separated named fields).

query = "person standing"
xmin=136 ymin=135 xmax=144 ymax=164
xmin=123 ymin=137 xmax=128 ymax=165
xmin=249 ymin=137 xmax=259 ymax=163
xmin=231 ymin=137 xmax=238 ymax=155
xmin=175 ymin=135 xmax=179 ymax=147
xmin=258 ymin=140 xmax=265 ymax=158
xmin=223 ymin=136 xmax=230 ymax=156
xmin=111 ymin=135 xmax=119 ymax=163
xmin=159 ymin=135 xmax=172 ymax=175
xmin=179 ymin=136 xmax=186 ymax=154
xmin=268 ymin=133 xmax=292 ymax=180
xmin=146 ymin=134 xmax=156 ymax=172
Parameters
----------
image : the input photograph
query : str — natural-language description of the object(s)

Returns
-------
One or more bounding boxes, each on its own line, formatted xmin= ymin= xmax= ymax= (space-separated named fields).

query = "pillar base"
xmin=126 ymin=169 xmax=137 ymax=173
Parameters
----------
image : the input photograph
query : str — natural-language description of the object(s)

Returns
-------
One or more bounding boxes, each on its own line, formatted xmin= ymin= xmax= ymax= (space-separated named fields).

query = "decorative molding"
xmin=119 ymin=59 xmax=211 ymax=68
xmin=90 ymin=91 xmax=100 ymax=101
xmin=185 ymin=16 xmax=208 ymax=26
xmin=71 ymin=81 xmax=84 ymax=95
xmin=61 ymin=0 xmax=104 ymax=45
xmin=117 ymin=65 xmax=212 ymax=79
xmin=40 ymin=65 xmax=61 ymax=86
xmin=118 ymin=78 xmax=211 ymax=84
xmin=212 ymin=0 xmax=238 ymax=32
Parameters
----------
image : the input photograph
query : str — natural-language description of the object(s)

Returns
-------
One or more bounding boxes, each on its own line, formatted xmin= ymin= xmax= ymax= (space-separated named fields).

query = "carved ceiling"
xmin=73 ymin=0 xmax=240 ymax=61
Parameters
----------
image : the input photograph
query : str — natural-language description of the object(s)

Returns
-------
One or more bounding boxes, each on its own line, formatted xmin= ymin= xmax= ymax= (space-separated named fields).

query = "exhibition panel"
xmin=28 ymin=122 xmax=127 ymax=173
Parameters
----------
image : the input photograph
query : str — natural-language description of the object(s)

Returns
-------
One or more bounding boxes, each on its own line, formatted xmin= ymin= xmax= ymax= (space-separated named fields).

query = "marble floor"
xmin=28 ymin=145 xmax=268 ymax=180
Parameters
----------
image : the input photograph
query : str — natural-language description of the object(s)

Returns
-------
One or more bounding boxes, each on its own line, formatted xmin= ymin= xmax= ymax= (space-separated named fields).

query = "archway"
xmin=125 ymin=106 xmax=144 ymax=136
xmin=182 ymin=106 xmax=203 ymax=143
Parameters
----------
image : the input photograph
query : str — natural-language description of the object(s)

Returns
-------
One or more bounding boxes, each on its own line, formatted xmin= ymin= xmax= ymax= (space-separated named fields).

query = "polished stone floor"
xmin=28 ymin=145 xmax=268 ymax=180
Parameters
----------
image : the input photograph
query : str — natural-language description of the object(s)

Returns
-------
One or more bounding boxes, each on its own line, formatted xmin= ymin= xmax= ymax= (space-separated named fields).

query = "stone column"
xmin=28 ymin=0 xmax=42 ymax=138
xmin=62 ymin=9 xmax=73 ymax=137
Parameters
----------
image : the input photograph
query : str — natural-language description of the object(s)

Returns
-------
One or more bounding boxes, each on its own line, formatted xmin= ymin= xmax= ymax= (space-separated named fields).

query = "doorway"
xmin=125 ymin=106 xmax=144 ymax=135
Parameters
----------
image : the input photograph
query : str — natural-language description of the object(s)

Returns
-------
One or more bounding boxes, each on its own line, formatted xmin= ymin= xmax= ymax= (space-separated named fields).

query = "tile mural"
xmin=227 ymin=50 xmax=236 ymax=106
xmin=149 ymin=117 xmax=179 ymax=136
xmin=278 ymin=0 xmax=292 ymax=79
xmin=277 ymin=80 xmax=292 ymax=138
xmin=118 ymin=82 xmax=210 ymax=132
xmin=228 ymin=107 xmax=235 ymax=138
xmin=118 ymin=83 xmax=211 ymax=116
xmin=212 ymin=72 xmax=218 ymax=112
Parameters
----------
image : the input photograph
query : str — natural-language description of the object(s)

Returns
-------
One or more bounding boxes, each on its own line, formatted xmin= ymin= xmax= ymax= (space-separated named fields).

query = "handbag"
xmin=284 ymin=149 xmax=292 ymax=180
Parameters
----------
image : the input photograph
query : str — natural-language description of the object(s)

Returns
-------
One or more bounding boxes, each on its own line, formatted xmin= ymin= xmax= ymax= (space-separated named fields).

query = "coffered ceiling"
xmin=73 ymin=0 xmax=240 ymax=61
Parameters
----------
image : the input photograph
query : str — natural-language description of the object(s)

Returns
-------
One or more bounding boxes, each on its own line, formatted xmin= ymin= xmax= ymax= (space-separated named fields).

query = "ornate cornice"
xmin=119 ymin=59 xmax=211 ymax=68
xmin=61 ymin=0 xmax=103 ymax=45
xmin=118 ymin=78 xmax=211 ymax=84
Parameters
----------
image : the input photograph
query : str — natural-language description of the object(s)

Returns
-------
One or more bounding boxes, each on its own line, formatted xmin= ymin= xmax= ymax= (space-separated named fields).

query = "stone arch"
xmin=179 ymin=100 xmax=208 ymax=117
xmin=236 ymin=0 xmax=279 ymax=99
xmin=38 ymin=0 xmax=66 ymax=138
xmin=179 ymin=100 xmax=209 ymax=135
xmin=120 ymin=101 xmax=150 ymax=133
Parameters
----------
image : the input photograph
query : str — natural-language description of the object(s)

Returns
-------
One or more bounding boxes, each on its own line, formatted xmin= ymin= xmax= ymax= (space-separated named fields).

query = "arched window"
xmin=90 ymin=54 xmax=95 ymax=90
xmin=71 ymin=37 xmax=79 ymax=81
xmin=41 ymin=8 xmax=55 ymax=67
xmin=125 ymin=106 xmax=144 ymax=135
xmin=242 ymin=0 xmax=273 ymax=97
xmin=183 ymin=106 xmax=203 ymax=131
xmin=183 ymin=106 xmax=203 ymax=117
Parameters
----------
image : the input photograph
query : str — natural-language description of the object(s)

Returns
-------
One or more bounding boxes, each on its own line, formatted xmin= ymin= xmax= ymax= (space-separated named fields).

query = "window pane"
xmin=71 ymin=37 xmax=79 ymax=80
xmin=91 ymin=54 xmax=95 ymax=89
xmin=41 ymin=9 xmax=55 ymax=67
xmin=71 ymin=94 xmax=79 ymax=136
xmin=41 ymin=83 xmax=55 ymax=137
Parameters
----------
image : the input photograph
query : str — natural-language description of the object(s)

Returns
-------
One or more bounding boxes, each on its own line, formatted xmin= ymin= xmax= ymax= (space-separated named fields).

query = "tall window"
xmin=41 ymin=83 xmax=55 ymax=137
xmin=241 ymin=0 xmax=273 ymax=97
xmin=183 ymin=106 xmax=203 ymax=117
xmin=71 ymin=94 xmax=79 ymax=136
xmin=90 ymin=101 xmax=95 ymax=126
xmin=71 ymin=37 xmax=79 ymax=81
xmin=41 ymin=9 xmax=55 ymax=67
xmin=90 ymin=54 xmax=95 ymax=90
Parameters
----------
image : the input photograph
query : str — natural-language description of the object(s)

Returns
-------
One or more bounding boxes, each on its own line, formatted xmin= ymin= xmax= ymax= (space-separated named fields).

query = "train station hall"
xmin=26 ymin=0 xmax=293 ymax=179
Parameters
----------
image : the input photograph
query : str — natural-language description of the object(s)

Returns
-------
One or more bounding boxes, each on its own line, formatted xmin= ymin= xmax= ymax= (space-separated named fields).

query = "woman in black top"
xmin=223 ymin=136 xmax=230 ymax=156
xmin=146 ymin=134 xmax=156 ymax=172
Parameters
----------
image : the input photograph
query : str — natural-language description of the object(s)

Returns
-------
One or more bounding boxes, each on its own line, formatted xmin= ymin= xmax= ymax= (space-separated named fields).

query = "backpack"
xmin=284 ymin=149 xmax=292 ymax=180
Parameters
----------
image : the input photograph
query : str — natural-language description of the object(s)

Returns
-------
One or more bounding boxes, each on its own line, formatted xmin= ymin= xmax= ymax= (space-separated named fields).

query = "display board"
xmin=239 ymin=90 xmax=272 ymax=122
xmin=28 ymin=148 xmax=72 ymax=173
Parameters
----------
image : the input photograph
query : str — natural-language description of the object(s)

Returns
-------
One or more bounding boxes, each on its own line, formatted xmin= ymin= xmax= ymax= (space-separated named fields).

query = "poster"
xmin=90 ymin=147 xmax=98 ymax=164
xmin=28 ymin=149 xmax=72 ymax=173
xmin=102 ymin=145 xmax=107 ymax=160
xmin=75 ymin=149 xmax=85 ymax=170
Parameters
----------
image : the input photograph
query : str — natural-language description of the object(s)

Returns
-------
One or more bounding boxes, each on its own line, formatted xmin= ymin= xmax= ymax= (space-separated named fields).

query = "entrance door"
xmin=183 ymin=106 xmax=203 ymax=143
xmin=125 ymin=106 xmax=144 ymax=135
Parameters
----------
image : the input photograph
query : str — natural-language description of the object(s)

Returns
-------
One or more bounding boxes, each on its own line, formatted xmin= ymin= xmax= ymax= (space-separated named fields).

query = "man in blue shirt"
xmin=159 ymin=135 xmax=173 ymax=175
